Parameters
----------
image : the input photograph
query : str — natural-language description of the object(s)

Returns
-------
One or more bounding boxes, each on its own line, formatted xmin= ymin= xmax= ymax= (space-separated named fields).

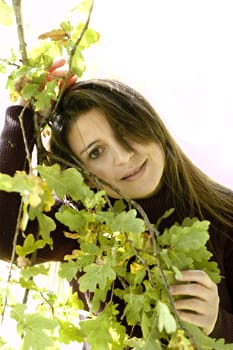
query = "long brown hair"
xmin=49 ymin=79 xmax=233 ymax=232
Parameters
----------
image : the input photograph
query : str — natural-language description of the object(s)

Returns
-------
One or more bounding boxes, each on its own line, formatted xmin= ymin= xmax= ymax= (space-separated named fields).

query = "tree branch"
xmin=1 ymin=199 xmax=24 ymax=322
xmin=50 ymin=0 xmax=95 ymax=116
xmin=12 ymin=0 xmax=28 ymax=63
xmin=18 ymin=105 xmax=33 ymax=173
xmin=69 ymin=0 xmax=94 ymax=62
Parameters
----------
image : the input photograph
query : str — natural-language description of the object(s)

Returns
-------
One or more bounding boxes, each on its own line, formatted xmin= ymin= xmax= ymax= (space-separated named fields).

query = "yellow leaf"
xmin=130 ymin=262 xmax=144 ymax=274
xmin=64 ymin=231 xmax=80 ymax=239
xmin=64 ymin=249 xmax=80 ymax=260
xmin=38 ymin=29 xmax=68 ymax=41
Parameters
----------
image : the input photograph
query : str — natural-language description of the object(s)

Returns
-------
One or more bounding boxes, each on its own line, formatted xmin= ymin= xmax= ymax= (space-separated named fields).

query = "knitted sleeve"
xmin=210 ymin=224 xmax=233 ymax=343
xmin=0 ymin=106 xmax=34 ymax=260
xmin=0 ymin=105 xmax=34 ymax=175
xmin=210 ymin=306 xmax=233 ymax=343
xmin=0 ymin=106 xmax=77 ymax=262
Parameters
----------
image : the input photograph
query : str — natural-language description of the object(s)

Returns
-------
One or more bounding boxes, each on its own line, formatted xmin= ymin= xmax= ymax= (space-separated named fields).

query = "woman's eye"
xmin=88 ymin=147 xmax=104 ymax=159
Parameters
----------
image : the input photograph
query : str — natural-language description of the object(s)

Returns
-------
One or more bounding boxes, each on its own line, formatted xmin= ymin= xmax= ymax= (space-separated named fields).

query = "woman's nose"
xmin=113 ymin=144 xmax=134 ymax=165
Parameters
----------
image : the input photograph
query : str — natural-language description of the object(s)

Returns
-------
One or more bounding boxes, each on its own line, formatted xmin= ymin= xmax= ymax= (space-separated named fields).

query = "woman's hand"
xmin=45 ymin=58 xmax=77 ymax=87
xmin=169 ymin=270 xmax=219 ymax=335
xmin=15 ymin=58 xmax=77 ymax=107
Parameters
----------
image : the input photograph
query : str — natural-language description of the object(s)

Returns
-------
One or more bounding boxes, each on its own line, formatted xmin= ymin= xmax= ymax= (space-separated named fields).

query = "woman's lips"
xmin=121 ymin=160 xmax=147 ymax=181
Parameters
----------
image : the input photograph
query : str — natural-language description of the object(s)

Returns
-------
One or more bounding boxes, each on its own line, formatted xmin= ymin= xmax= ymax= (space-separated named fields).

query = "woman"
xmin=0 ymin=77 xmax=233 ymax=343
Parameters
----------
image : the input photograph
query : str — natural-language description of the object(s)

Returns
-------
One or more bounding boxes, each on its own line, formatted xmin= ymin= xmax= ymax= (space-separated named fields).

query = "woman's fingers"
xmin=46 ymin=58 xmax=77 ymax=85
xmin=175 ymin=270 xmax=215 ymax=288
xmin=175 ymin=308 xmax=213 ymax=331
xmin=47 ymin=58 xmax=67 ymax=72
xmin=170 ymin=281 xmax=209 ymax=300
xmin=174 ymin=297 xmax=207 ymax=314
xmin=169 ymin=270 xmax=219 ymax=335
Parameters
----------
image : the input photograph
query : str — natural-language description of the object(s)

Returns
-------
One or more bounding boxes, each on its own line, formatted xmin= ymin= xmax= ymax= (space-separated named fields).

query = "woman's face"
xmin=67 ymin=108 xmax=165 ymax=199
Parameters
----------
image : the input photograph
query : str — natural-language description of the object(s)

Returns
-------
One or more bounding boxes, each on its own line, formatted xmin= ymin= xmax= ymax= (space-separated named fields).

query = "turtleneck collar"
xmin=134 ymin=182 xmax=176 ymax=228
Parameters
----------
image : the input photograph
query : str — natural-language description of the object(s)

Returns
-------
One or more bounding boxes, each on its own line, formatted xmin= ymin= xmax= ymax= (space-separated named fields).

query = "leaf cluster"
xmin=1 ymin=0 xmax=99 ymax=113
xmin=1 ymin=164 xmax=229 ymax=349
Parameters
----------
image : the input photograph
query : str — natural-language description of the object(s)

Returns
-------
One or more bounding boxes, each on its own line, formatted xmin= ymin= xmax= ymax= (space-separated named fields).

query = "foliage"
xmin=0 ymin=0 xmax=233 ymax=349
xmin=0 ymin=163 xmax=232 ymax=349
xmin=0 ymin=0 xmax=14 ymax=26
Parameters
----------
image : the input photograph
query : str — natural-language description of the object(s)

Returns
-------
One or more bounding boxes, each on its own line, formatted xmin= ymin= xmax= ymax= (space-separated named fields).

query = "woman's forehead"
xmin=69 ymin=109 xmax=113 ymax=138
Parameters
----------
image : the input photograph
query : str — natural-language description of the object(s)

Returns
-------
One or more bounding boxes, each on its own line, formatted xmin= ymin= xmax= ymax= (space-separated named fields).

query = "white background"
xmin=0 ymin=2 xmax=233 ymax=348
xmin=1 ymin=0 xmax=233 ymax=191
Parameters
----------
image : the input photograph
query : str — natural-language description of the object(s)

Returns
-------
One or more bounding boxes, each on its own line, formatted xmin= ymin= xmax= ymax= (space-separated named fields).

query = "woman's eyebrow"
xmin=80 ymin=140 xmax=100 ymax=155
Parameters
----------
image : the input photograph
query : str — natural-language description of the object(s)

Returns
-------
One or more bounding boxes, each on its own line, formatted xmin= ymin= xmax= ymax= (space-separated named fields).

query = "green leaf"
xmin=156 ymin=208 xmax=175 ymax=228
xmin=73 ymin=242 xmax=101 ymax=267
xmin=143 ymin=338 xmax=163 ymax=350
xmin=123 ymin=290 xmax=145 ymax=324
xmin=0 ymin=62 xmax=6 ymax=74
xmin=16 ymin=234 xmax=46 ymax=257
xmin=71 ymin=49 xmax=86 ymax=77
xmin=78 ymin=27 xmax=100 ymax=50
xmin=183 ymin=322 xmax=233 ymax=349
xmin=0 ymin=0 xmax=13 ymax=26
xmin=0 ymin=171 xmax=54 ymax=210
xmin=84 ymin=189 xmax=106 ymax=209
xmin=141 ymin=311 xmax=160 ymax=343
xmin=36 ymin=212 xmax=56 ymax=245
xmin=126 ymin=337 xmax=162 ymax=350
xmin=22 ymin=83 xmax=40 ymax=100
xmin=59 ymin=260 xmax=79 ymax=282
xmin=96 ymin=209 xmax=145 ymax=250
xmin=159 ymin=219 xmax=210 ymax=252
xmin=161 ymin=249 xmax=193 ymax=271
xmin=11 ymin=304 xmax=58 ymax=350
xmin=58 ymin=319 xmax=85 ymax=344
xmin=29 ymin=42 xmax=62 ymax=67
xmin=79 ymin=260 xmax=116 ymax=292
xmin=113 ymin=199 xmax=126 ymax=213
xmin=18 ymin=277 xmax=38 ymax=291
xmin=20 ymin=264 xmax=49 ymax=280
xmin=21 ymin=315 xmax=57 ymax=350
xmin=80 ymin=305 xmax=126 ymax=350
xmin=71 ymin=0 xmax=93 ymax=13
xmin=96 ymin=209 xmax=145 ymax=234
xmin=34 ymin=89 xmax=53 ymax=112
xmin=195 ymin=259 xmax=221 ymax=284
xmin=55 ymin=206 xmax=89 ymax=232
xmin=0 ymin=336 xmax=14 ymax=350
xmin=91 ymin=287 xmax=109 ymax=313
xmin=168 ymin=329 xmax=194 ymax=349
xmin=37 ymin=164 xmax=94 ymax=203
xmin=10 ymin=303 xmax=27 ymax=325
xmin=157 ymin=301 xmax=177 ymax=334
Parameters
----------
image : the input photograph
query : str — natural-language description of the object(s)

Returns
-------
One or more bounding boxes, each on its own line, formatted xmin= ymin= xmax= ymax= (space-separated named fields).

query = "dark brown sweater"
xmin=0 ymin=106 xmax=233 ymax=343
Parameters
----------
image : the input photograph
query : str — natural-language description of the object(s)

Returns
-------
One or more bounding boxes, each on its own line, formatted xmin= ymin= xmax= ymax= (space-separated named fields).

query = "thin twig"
xmin=0 ymin=58 xmax=20 ymax=68
xmin=1 ymin=199 xmax=24 ymax=322
xmin=18 ymin=104 xmax=33 ymax=172
xmin=130 ymin=200 xmax=183 ymax=326
xmin=69 ymin=0 xmax=94 ymax=61
xmin=39 ymin=291 xmax=55 ymax=316
xmin=130 ymin=200 xmax=201 ymax=349
xmin=2 ymin=1 xmax=30 ymax=323
xmin=51 ymin=0 xmax=95 ymax=116
xmin=21 ymin=247 xmax=38 ymax=305
xmin=12 ymin=0 xmax=28 ymax=63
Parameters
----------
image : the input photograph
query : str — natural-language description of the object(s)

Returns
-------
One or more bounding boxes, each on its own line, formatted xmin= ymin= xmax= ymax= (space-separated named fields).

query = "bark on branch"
xmin=12 ymin=0 xmax=28 ymax=63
